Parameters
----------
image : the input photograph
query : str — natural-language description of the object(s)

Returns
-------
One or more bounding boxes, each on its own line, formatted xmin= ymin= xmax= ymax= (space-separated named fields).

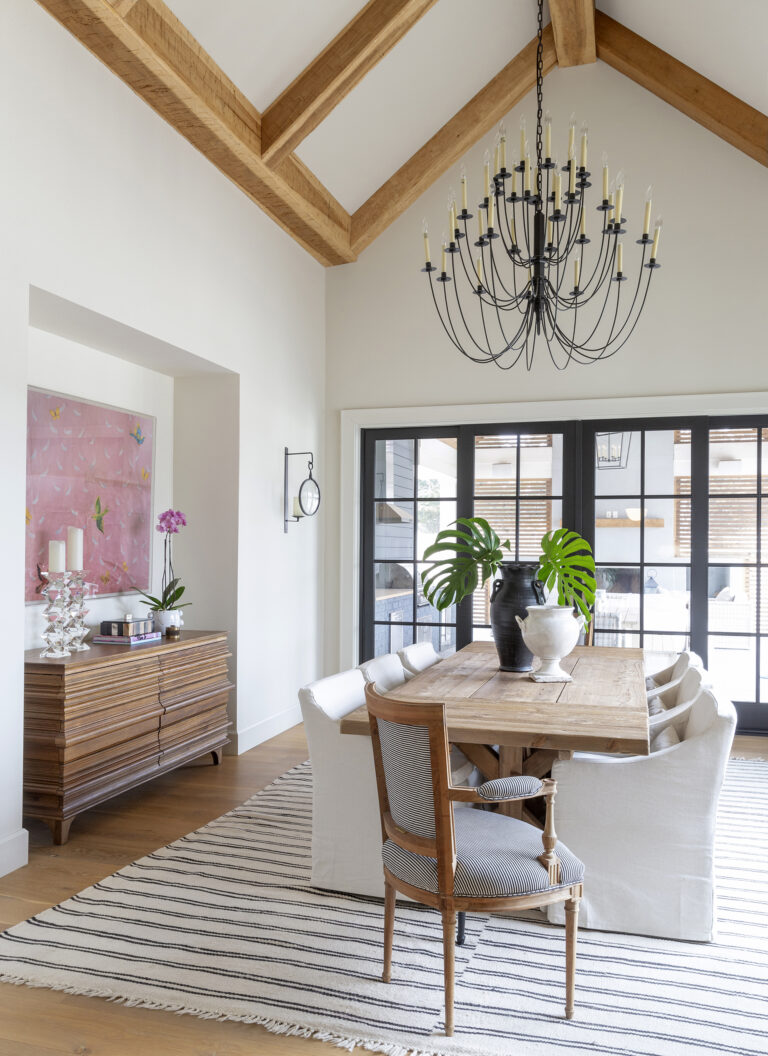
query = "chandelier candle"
xmin=420 ymin=0 xmax=662 ymax=370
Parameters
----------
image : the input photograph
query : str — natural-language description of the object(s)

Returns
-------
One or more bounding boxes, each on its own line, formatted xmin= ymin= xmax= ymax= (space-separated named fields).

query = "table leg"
xmin=497 ymin=747 xmax=524 ymax=818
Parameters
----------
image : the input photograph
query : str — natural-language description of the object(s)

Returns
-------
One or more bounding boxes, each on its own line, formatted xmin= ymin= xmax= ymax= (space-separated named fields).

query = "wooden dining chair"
xmin=365 ymin=683 xmax=585 ymax=1036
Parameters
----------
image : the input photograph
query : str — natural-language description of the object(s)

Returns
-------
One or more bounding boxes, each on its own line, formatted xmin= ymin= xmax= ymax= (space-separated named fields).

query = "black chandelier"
xmin=421 ymin=0 xmax=662 ymax=371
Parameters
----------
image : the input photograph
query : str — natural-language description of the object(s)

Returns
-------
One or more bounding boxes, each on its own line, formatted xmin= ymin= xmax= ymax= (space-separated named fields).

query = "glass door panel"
xmin=472 ymin=431 xmax=563 ymax=636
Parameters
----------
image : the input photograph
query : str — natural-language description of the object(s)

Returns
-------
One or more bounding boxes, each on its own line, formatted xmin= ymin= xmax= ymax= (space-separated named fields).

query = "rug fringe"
xmin=0 ymin=974 xmax=453 ymax=1056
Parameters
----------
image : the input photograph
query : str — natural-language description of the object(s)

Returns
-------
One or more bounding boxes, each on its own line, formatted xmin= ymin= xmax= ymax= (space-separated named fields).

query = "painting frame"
xmin=25 ymin=386 xmax=157 ymax=605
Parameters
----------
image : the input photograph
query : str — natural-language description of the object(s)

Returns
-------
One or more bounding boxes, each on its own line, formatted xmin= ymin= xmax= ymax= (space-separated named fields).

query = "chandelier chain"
xmin=535 ymin=0 xmax=544 ymax=197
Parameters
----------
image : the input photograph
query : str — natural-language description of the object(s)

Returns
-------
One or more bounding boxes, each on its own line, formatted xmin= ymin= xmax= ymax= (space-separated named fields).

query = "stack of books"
xmin=92 ymin=617 xmax=161 ymax=646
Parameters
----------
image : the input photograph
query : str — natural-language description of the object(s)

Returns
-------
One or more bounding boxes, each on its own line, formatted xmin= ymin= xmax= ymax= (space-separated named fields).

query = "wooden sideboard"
xmin=24 ymin=630 xmax=233 ymax=843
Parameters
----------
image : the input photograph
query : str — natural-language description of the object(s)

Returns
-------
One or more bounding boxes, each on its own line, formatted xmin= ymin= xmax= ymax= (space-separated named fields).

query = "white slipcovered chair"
xmin=547 ymin=684 xmax=736 ymax=940
xmin=398 ymin=641 xmax=442 ymax=675
xmin=299 ymin=666 xmax=478 ymax=898
xmin=648 ymin=665 xmax=710 ymax=736
xmin=645 ymin=650 xmax=702 ymax=700
xmin=358 ymin=653 xmax=408 ymax=690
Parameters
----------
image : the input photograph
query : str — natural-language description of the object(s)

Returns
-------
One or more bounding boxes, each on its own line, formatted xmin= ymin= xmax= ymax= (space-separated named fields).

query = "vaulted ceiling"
xmin=36 ymin=0 xmax=768 ymax=266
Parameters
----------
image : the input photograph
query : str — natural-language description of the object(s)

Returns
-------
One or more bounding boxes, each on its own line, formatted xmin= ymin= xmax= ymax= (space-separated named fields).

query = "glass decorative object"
xmin=40 ymin=571 xmax=72 ymax=658
xmin=66 ymin=571 xmax=94 ymax=651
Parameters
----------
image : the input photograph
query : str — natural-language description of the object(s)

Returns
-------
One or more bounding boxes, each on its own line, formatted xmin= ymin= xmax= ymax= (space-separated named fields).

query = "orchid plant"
xmin=136 ymin=508 xmax=191 ymax=611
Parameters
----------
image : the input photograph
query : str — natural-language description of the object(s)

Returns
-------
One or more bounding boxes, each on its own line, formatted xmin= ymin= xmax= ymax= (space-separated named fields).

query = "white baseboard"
xmin=0 ymin=828 xmax=29 ymax=879
xmin=232 ymin=704 xmax=303 ymax=756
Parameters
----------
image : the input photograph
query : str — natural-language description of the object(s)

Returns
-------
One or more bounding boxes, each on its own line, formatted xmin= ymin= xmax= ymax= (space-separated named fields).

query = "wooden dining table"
xmin=340 ymin=641 xmax=649 ymax=824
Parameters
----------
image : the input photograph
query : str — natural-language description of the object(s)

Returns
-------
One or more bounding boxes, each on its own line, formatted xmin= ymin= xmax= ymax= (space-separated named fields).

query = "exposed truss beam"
xmin=596 ymin=12 xmax=768 ymax=168
xmin=262 ymin=0 xmax=438 ymax=168
xmin=549 ymin=0 xmax=596 ymax=67
xmin=351 ymin=25 xmax=556 ymax=257
xmin=36 ymin=0 xmax=355 ymax=266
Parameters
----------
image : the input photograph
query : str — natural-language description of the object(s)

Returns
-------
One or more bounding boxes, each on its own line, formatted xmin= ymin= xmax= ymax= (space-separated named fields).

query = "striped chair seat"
xmin=383 ymin=809 xmax=584 ymax=899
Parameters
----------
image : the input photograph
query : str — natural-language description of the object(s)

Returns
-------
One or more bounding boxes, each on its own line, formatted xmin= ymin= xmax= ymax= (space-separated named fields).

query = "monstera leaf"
xmin=537 ymin=528 xmax=596 ymax=623
xmin=421 ymin=517 xmax=510 ymax=611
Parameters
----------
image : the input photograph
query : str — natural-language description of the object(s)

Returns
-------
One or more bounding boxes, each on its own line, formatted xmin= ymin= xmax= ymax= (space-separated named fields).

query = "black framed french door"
xmin=360 ymin=415 xmax=768 ymax=734
xmin=360 ymin=421 xmax=580 ymax=664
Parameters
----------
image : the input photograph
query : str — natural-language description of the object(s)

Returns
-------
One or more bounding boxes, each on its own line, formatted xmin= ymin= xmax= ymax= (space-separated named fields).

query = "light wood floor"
xmin=0 ymin=728 xmax=763 ymax=1056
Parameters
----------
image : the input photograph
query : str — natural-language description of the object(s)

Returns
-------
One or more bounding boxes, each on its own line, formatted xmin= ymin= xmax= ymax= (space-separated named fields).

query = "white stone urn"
xmin=515 ymin=605 xmax=585 ymax=682
xmin=152 ymin=609 xmax=184 ymax=637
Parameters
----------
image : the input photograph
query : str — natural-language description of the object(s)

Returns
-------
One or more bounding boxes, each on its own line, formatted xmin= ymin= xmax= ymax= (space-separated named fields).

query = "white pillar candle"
xmin=66 ymin=526 xmax=84 ymax=570
xmin=554 ymin=166 xmax=562 ymax=210
xmin=568 ymin=114 xmax=576 ymax=159
xmin=49 ymin=539 xmax=66 ymax=573
xmin=616 ymin=242 xmax=624 ymax=273
xmin=483 ymin=151 xmax=491 ymax=198
xmin=478 ymin=209 xmax=485 ymax=239
xmin=524 ymin=155 xmax=531 ymax=193
xmin=476 ymin=257 xmax=483 ymax=286
xmin=651 ymin=216 xmax=663 ymax=259
xmin=460 ymin=170 xmax=468 ymax=211
xmin=547 ymin=219 xmax=553 ymax=245
xmin=494 ymin=145 xmax=500 ymax=175
xmin=487 ymin=193 xmax=495 ymax=230
xmin=422 ymin=219 xmax=430 ymax=263
xmin=441 ymin=240 xmax=448 ymax=273
xmin=574 ymin=258 xmax=580 ymax=289
xmin=568 ymin=157 xmax=576 ymax=195
xmin=499 ymin=128 xmax=507 ymax=170
xmin=580 ymin=124 xmax=588 ymax=169
xmin=643 ymin=185 xmax=653 ymax=236
xmin=293 ymin=497 xmax=304 ymax=518
xmin=614 ymin=172 xmax=624 ymax=226
xmin=601 ymin=152 xmax=609 ymax=200
xmin=579 ymin=206 xmax=586 ymax=237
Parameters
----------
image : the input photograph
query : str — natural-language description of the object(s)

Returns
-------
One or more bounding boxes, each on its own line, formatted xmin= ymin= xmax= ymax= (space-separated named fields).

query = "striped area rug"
xmin=0 ymin=760 xmax=765 ymax=1056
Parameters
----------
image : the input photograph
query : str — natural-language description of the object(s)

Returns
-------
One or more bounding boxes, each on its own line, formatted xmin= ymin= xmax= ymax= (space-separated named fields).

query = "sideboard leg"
xmin=48 ymin=818 xmax=74 ymax=845
xmin=211 ymin=749 xmax=223 ymax=766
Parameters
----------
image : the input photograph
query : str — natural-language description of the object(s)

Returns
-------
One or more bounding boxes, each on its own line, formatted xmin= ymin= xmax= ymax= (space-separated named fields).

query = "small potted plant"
xmin=136 ymin=508 xmax=191 ymax=637
xmin=422 ymin=519 xmax=594 ymax=674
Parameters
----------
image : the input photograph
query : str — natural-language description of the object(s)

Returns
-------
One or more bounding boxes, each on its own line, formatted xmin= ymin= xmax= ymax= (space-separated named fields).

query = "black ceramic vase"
xmin=490 ymin=562 xmax=546 ymax=672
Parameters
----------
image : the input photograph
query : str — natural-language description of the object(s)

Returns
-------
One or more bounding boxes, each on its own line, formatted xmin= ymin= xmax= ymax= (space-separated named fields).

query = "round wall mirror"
xmin=298 ymin=473 xmax=321 ymax=516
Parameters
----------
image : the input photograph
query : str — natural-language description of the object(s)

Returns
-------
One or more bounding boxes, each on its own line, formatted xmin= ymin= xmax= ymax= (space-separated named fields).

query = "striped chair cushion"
xmin=477 ymin=776 xmax=543 ymax=801
xmin=383 ymin=809 xmax=584 ymax=898
xmin=377 ymin=719 xmax=436 ymax=839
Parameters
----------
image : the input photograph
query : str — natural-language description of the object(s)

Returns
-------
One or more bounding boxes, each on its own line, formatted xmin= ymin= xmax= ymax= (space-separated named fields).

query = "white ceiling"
xmin=597 ymin=0 xmax=768 ymax=117
xmin=164 ymin=0 xmax=767 ymax=214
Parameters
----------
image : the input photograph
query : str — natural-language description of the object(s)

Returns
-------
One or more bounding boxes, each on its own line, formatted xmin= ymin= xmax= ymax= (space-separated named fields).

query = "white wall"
xmin=0 ymin=0 xmax=326 ymax=876
xmin=325 ymin=61 xmax=768 ymax=669
xmin=173 ymin=374 xmax=240 ymax=731
xmin=25 ymin=328 xmax=174 ymax=649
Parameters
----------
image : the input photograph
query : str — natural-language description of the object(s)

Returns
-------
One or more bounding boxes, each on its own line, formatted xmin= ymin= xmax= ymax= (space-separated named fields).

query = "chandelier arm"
xmin=487 ymin=251 xmax=533 ymax=346
xmin=428 ymin=273 xmax=470 ymax=357
xmin=542 ymin=302 xmax=578 ymax=371
xmin=573 ymin=248 xmax=652 ymax=355
xmin=480 ymin=289 xmax=531 ymax=365
xmin=560 ymin=228 xmax=615 ymax=308
xmin=551 ymin=268 xmax=655 ymax=362
xmin=448 ymin=254 xmax=512 ymax=360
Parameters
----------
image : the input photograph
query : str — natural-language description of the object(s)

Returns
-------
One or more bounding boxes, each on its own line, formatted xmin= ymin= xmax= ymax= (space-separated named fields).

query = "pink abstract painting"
xmin=25 ymin=389 xmax=155 ymax=602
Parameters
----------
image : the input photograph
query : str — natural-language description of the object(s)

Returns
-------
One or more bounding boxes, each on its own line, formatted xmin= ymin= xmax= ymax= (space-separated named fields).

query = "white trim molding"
xmin=338 ymin=391 xmax=768 ymax=669
xmin=0 ymin=828 xmax=29 ymax=879
xmin=233 ymin=704 xmax=303 ymax=756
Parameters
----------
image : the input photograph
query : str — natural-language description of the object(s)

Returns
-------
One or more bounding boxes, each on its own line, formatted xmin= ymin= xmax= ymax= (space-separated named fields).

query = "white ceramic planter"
xmin=515 ymin=605 xmax=585 ymax=682
xmin=151 ymin=609 xmax=184 ymax=636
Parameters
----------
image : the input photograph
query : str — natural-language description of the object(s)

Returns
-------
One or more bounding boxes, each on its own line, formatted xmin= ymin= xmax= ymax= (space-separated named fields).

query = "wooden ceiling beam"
xmin=262 ymin=0 xmax=438 ymax=168
xmin=36 ymin=0 xmax=355 ymax=266
xmin=596 ymin=11 xmax=768 ymax=168
xmin=549 ymin=0 xmax=596 ymax=67
xmin=351 ymin=25 xmax=556 ymax=257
